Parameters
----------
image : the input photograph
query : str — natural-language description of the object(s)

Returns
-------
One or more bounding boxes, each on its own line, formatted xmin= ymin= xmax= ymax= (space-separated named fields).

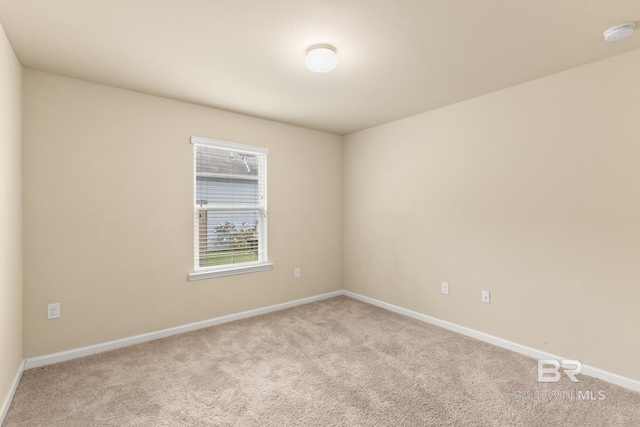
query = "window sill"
xmin=188 ymin=262 xmax=274 ymax=281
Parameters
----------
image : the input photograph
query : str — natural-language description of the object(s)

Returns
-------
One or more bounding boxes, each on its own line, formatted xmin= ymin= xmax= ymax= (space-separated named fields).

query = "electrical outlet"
xmin=47 ymin=303 xmax=60 ymax=319
xmin=481 ymin=291 xmax=491 ymax=304
xmin=294 ymin=267 xmax=300 ymax=278
xmin=441 ymin=282 xmax=449 ymax=295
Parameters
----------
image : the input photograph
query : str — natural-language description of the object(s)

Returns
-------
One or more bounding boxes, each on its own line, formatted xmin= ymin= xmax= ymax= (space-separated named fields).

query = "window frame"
xmin=188 ymin=136 xmax=273 ymax=281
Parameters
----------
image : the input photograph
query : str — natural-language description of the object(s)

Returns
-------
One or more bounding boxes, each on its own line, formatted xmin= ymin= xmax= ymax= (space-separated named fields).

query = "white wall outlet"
xmin=47 ymin=303 xmax=60 ymax=319
xmin=441 ymin=282 xmax=449 ymax=295
xmin=294 ymin=267 xmax=300 ymax=278
xmin=481 ymin=291 xmax=491 ymax=304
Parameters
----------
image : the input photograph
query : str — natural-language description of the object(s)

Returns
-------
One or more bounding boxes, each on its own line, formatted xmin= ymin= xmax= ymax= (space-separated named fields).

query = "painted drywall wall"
xmin=0 ymin=21 xmax=22 ymax=414
xmin=343 ymin=48 xmax=640 ymax=382
xmin=22 ymin=70 xmax=342 ymax=357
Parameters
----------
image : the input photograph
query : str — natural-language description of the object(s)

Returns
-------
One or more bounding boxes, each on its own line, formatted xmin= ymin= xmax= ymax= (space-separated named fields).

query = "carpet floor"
xmin=4 ymin=296 xmax=640 ymax=426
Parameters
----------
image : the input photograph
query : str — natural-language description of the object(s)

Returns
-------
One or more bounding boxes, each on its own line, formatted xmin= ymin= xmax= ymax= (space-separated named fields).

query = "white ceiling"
xmin=1 ymin=0 xmax=639 ymax=135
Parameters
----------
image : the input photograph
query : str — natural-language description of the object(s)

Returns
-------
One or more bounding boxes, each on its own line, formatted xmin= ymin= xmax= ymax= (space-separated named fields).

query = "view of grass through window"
xmin=199 ymin=220 xmax=259 ymax=267
xmin=201 ymin=251 xmax=258 ymax=267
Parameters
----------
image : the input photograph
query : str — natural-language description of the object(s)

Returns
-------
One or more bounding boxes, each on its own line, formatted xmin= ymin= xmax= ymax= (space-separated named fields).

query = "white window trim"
xmin=191 ymin=136 xmax=269 ymax=154
xmin=188 ymin=262 xmax=274 ymax=280
xmin=189 ymin=136 xmax=271 ymax=281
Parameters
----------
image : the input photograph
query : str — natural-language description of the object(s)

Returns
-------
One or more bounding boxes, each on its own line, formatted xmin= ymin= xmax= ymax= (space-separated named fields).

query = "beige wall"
xmin=343 ymin=49 xmax=640 ymax=381
xmin=0 ymin=21 xmax=23 ymax=412
xmin=22 ymin=70 xmax=342 ymax=357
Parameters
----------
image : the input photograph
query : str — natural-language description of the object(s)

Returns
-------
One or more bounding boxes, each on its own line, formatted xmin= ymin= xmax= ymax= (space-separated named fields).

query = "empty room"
xmin=1 ymin=1 xmax=640 ymax=426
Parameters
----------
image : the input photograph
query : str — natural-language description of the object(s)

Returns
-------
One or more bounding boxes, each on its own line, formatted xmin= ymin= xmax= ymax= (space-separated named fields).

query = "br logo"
xmin=537 ymin=359 xmax=582 ymax=383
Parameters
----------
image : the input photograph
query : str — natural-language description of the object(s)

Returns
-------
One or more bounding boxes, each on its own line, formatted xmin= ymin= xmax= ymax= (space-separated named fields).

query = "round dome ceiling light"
xmin=603 ymin=23 xmax=635 ymax=42
xmin=305 ymin=45 xmax=338 ymax=73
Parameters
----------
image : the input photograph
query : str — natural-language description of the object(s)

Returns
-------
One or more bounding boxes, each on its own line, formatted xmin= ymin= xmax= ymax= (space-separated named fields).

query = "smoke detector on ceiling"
xmin=603 ymin=23 xmax=635 ymax=42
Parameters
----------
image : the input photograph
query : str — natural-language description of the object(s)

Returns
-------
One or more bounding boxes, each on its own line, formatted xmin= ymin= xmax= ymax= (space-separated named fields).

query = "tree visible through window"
xmin=192 ymin=137 xmax=268 ymax=271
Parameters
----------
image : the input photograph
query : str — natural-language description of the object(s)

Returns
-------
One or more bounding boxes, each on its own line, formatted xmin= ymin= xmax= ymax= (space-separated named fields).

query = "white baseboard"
xmin=0 ymin=359 xmax=25 ymax=426
xmin=25 ymin=290 xmax=342 ymax=370
xmin=18 ymin=288 xmax=640 ymax=397
xmin=343 ymin=290 xmax=640 ymax=393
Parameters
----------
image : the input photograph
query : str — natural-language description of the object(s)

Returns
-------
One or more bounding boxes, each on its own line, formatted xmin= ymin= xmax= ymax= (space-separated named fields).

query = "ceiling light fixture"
xmin=603 ymin=23 xmax=635 ymax=42
xmin=305 ymin=45 xmax=338 ymax=73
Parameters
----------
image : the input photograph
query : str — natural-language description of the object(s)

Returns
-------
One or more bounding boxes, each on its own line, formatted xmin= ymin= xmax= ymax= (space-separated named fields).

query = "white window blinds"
xmin=192 ymin=136 xmax=268 ymax=272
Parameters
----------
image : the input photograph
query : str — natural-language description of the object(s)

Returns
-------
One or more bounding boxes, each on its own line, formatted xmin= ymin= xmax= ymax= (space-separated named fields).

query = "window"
xmin=189 ymin=136 xmax=272 ymax=280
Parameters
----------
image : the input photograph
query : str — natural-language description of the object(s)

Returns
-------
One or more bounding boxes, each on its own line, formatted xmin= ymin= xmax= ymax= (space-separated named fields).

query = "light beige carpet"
xmin=4 ymin=296 xmax=640 ymax=426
